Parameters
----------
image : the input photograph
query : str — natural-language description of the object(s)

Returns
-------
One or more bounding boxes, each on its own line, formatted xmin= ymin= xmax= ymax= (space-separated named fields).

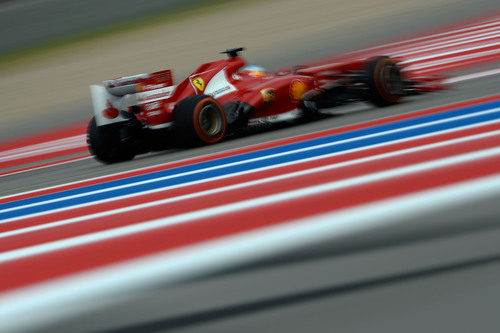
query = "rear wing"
xmin=91 ymin=69 xmax=175 ymax=126
xmin=103 ymin=69 xmax=174 ymax=96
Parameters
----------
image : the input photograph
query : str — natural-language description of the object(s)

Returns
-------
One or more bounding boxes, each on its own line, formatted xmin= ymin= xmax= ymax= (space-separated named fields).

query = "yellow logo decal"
xmin=193 ymin=77 xmax=205 ymax=91
xmin=260 ymin=88 xmax=275 ymax=104
xmin=290 ymin=80 xmax=308 ymax=100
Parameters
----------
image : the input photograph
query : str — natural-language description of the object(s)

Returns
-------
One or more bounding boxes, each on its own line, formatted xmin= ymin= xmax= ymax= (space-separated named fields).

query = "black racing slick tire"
xmin=174 ymin=95 xmax=227 ymax=145
xmin=87 ymin=117 xmax=136 ymax=164
xmin=366 ymin=56 xmax=404 ymax=107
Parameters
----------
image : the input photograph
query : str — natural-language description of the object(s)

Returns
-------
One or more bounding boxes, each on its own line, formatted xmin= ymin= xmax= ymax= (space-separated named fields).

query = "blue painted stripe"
xmin=2 ymin=99 xmax=495 ymax=212
xmin=1 ymin=102 xmax=499 ymax=221
xmin=1 ymin=99 xmax=499 ymax=213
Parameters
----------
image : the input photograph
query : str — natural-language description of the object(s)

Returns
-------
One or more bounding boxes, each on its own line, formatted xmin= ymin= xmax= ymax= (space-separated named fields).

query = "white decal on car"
xmin=205 ymin=69 xmax=237 ymax=98
xmin=137 ymin=86 xmax=175 ymax=103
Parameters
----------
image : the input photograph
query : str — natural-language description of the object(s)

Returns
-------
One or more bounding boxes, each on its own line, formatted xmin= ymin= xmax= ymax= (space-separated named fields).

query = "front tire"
xmin=87 ymin=117 xmax=136 ymax=164
xmin=174 ymin=95 xmax=227 ymax=145
xmin=366 ymin=56 xmax=404 ymax=107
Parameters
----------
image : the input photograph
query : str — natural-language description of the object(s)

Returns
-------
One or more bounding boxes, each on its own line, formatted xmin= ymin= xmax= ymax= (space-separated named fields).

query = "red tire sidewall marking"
xmin=192 ymin=98 xmax=227 ymax=144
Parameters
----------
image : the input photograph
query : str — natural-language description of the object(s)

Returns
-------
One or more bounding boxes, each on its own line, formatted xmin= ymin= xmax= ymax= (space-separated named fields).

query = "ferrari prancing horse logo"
xmin=193 ymin=77 xmax=205 ymax=91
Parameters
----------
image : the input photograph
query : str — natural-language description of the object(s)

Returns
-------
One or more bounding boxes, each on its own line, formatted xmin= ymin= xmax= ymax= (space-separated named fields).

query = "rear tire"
xmin=87 ymin=117 xmax=136 ymax=164
xmin=366 ymin=56 xmax=403 ymax=107
xmin=174 ymin=95 xmax=227 ymax=145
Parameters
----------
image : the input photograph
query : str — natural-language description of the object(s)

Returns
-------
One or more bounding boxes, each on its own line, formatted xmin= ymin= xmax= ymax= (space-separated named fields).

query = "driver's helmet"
xmin=240 ymin=65 xmax=267 ymax=78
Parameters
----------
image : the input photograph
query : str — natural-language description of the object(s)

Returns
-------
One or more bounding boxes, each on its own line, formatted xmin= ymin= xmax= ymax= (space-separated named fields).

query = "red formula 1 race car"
xmin=87 ymin=47 xmax=440 ymax=163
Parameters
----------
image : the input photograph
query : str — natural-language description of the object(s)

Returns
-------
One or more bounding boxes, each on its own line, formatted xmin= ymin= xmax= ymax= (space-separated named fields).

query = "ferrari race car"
xmin=87 ymin=47 xmax=440 ymax=163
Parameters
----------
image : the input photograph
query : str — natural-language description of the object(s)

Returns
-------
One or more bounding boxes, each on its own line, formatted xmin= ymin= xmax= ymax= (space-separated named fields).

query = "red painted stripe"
xmin=0 ymin=151 xmax=498 ymax=292
xmin=0 ymin=155 xmax=91 ymax=178
xmin=310 ymin=19 xmax=500 ymax=66
xmin=1 ymin=94 xmax=499 ymax=205
xmin=0 ymin=14 xmax=498 ymax=295
xmin=311 ymin=22 xmax=500 ymax=78
xmin=414 ymin=52 xmax=500 ymax=75
xmin=2 ymin=133 xmax=499 ymax=252
xmin=0 ymin=147 xmax=88 ymax=170
xmin=0 ymin=122 xmax=87 ymax=152
xmin=402 ymin=42 xmax=499 ymax=66
xmin=379 ymin=32 xmax=500 ymax=63
xmin=396 ymin=34 xmax=500 ymax=58
xmin=4 ymin=120 xmax=500 ymax=234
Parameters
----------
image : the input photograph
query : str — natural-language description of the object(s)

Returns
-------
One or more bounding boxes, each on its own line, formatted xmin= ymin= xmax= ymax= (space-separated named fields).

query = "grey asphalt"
xmin=1 ymin=1 xmax=500 ymax=332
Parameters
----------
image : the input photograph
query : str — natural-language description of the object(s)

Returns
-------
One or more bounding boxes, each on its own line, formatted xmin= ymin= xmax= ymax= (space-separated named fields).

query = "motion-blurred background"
xmin=1 ymin=1 xmax=500 ymax=332
xmin=0 ymin=0 xmax=498 ymax=141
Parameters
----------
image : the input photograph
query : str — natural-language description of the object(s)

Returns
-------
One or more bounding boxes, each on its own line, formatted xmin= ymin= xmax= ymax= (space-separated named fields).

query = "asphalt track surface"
xmin=1 ymin=5 xmax=500 ymax=333
xmin=3 ymin=70 xmax=500 ymax=333
xmin=1 ymin=73 xmax=499 ymax=196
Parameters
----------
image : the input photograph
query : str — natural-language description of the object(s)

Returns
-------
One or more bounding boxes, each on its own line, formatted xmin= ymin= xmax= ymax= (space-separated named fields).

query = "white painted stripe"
xmin=2 ymin=93 xmax=498 ymax=203
xmin=400 ymin=41 xmax=500 ymax=64
xmin=342 ymin=24 xmax=500 ymax=64
xmin=2 ymin=106 xmax=499 ymax=216
xmin=2 ymin=120 xmax=497 ymax=223
xmin=443 ymin=68 xmax=500 ymax=84
xmin=2 ymin=110 xmax=499 ymax=222
xmin=404 ymin=49 xmax=500 ymax=72
xmin=0 ymin=135 xmax=85 ymax=155
xmin=0 ymin=146 xmax=498 ymax=264
xmin=395 ymin=31 xmax=500 ymax=57
xmin=352 ymin=19 xmax=500 ymax=54
xmin=297 ymin=27 xmax=499 ymax=73
xmin=0 ymin=135 xmax=86 ymax=162
xmin=0 ymin=129 xmax=322 ymax=202
xmin=1 ymin=172 xmax=500 ymax=333
xmin=0 ymin=136 xmax=84 ymax=156
xmin=3 ymin=129 xmax=499 ymax=238
xmin=380 ymin=26 xmax=500 ymax=56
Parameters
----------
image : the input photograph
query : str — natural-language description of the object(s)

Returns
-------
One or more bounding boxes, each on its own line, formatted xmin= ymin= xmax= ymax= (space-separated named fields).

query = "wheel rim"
xmin=199 ymin=103 xmax=224 ymax=137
